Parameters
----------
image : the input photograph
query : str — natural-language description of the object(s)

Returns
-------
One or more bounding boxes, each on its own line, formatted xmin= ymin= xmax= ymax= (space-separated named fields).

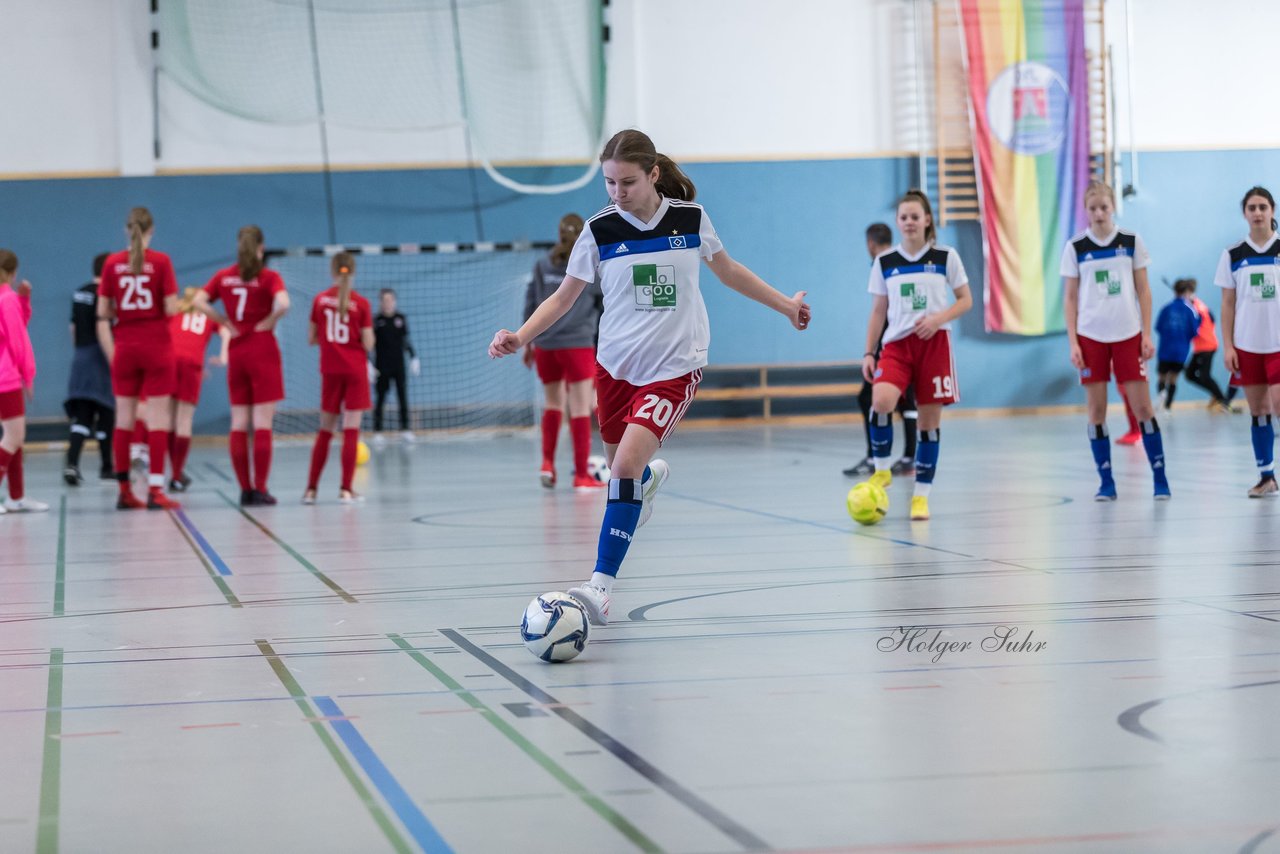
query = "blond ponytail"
xmin=126 ymin=207 xmax=153 ymax=274
xmin=332 ymin=252 xmax=356 ymax=318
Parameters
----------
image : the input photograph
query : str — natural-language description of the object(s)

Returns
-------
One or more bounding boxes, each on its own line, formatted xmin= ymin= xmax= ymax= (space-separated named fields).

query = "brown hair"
xmin=126 ymin=207 xmax=154 ymax=274
xmin=237 ymin=225 xmax=264 ymax=281
xmin=550 ymin=213 xmax=584 ymax=266
xmin=1172 ymin=277 xmax=1197 ymax=296
xmin=332 ymin=252 xmax=356 ymax=318
xmin=1242 ymin=186 xmax=1278 ymax=232
xmin=0 ymin=249 xmax=17 ymax=278
xmin=897 ymin=189 xmax=937 ymax=245
xmin=600 ymin=129 xmax=696 ymax=202
xmin=1084 ymin=180 xmax=1117 ymax=207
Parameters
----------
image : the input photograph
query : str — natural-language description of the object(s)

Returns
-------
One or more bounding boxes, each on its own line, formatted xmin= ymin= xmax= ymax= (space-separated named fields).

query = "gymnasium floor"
xmin=0 ymin=411 xmax=1277 ymax=854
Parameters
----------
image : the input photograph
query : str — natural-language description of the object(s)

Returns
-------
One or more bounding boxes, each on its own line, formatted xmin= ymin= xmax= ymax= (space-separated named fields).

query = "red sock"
xmin=133 ymin=418 xmax=148 ymax=446
xmin=0 ymin=447 xmax=12 ymax=492
xmin=252 ymin=429 xmax=273 ymax=492
xmin=229 ymin=430 xmax=251 ymax=491
xmin=340 ymin=429 xmax=359 ymax=491
xmin=541 ymin=409 xmax=562 ymax=463
xmin=148 ymin=429 xmax=169 ymax=490
xmin=570 ymin=416 xmax=591 ymax=478
xmin=113 ymin=429 xmax=132 ymax=480
xmin=308 ymin=430 xmax=333 ymax=490
xmin=6 ymin=448 xmax=22 ymax=500
xmin=1119 ymin=385 xmax=1138 ymax=433
xmin=171 ymin=435 xmax=191 ymax=480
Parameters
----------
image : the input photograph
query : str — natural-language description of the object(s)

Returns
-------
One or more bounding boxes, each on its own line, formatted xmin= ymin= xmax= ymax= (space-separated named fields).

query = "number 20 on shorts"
xmin=635 ymin=393 xmax=675 ymax=427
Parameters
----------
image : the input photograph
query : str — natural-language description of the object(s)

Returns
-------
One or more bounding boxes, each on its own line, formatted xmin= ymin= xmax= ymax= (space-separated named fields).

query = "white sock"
xmin=913 ymin=482 xmax=933 ymax=499
xmin=589 ymin=572 xmax=615 ymax=594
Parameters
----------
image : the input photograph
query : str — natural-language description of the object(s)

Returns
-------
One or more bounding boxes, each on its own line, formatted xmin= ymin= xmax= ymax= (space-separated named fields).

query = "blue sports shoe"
xmin=1095 ymin=479 xmax=1117 ymax=502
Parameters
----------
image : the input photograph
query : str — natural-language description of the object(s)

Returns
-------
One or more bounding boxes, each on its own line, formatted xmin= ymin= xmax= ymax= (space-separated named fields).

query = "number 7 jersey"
xmin=98 ymin=249 xmax=178 ymax=345
xmin=202 ymin=264 xmax=287 ymax=348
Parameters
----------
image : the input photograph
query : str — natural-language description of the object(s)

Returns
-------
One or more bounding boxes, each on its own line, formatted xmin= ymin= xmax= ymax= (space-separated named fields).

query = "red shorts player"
xmin=304 ymin=253 xmax=374 ymax=504
xmin=194 ymin=225 xmax=290 ymax=506
xmin=166 ymin=289 xmax=230 ymax=492
xmin=97 ymin=207 xmax=182 ymax=510
xmin=862 ymin=190 xmax=973 ymax=521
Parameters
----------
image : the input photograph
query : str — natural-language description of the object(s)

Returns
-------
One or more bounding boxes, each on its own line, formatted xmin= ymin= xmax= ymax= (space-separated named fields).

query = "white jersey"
xmin=1214 ymin=234 xmax=1280 ymax=354
xmin=1060 ymin=228 xmax=1149 ymax=343
xmin=867 ymin=243 xmax=968 ymax=345
xmin=566 ymin=197 xmax=722 ymax=385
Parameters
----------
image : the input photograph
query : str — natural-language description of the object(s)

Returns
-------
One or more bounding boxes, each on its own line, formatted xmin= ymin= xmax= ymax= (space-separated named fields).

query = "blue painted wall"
xmin=4 ymin=147 xmax=1277 ymax=427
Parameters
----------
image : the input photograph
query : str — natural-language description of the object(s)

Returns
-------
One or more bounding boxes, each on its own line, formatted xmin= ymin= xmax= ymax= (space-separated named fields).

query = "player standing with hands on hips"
xmin=489 ymin=129 xmax=811 ymax=625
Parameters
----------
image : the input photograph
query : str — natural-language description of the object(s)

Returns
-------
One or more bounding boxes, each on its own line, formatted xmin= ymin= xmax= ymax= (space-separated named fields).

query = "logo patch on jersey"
xmin=1096 ymin=270 xmax=1121 ymax=296
xmin=900 ymin=282 xmax=926 ymax=310
xmin=900 ymin=282 xmax=914 ymax=297
xmin=668 ymin=236 xmax=686 ymax=249
xmin=615 ymin=243 xmax=629 ymax=254
xmin=1251 ymin=272 xmax=1276 ymax=299
xmin=633 ymin=264 xmax=677 ymax=308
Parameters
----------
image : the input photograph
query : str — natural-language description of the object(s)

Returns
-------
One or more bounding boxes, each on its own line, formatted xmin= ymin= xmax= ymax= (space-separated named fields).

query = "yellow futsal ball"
xmin=847 ymin=481 xmax=888 ymax=526
xmin=356 ymin=440 xmax=370 ymax=466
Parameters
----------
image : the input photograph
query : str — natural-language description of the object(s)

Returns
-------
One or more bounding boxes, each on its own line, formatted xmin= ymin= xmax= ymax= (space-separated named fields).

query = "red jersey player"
xmin=304 ymin=253 xmax=374 ymax=504
xmin=194 ymin=226 xmax=290 ymax=506
xmin=96 ymin=207 xmax=182 ymax=510
xmin=166 ymin=288 xmax=230 ymax=492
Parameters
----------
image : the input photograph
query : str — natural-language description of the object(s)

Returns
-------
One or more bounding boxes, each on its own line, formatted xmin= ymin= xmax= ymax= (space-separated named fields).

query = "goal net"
xmin=266 ymin=242 xmax=550 ymax=437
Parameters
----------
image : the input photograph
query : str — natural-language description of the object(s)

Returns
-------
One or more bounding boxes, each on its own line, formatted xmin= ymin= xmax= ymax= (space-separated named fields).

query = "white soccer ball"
xmin=520 ymin=592 xmax=590 ymax=662
xmin=586 ymin=454 xmax=610 ymax=483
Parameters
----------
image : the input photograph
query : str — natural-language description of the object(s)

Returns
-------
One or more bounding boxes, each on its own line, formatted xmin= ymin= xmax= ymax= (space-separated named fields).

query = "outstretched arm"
xmin=704 ymin=249 xmax=810 ymax=330
xmin=490 ymin=275 xmax=590 ymax=357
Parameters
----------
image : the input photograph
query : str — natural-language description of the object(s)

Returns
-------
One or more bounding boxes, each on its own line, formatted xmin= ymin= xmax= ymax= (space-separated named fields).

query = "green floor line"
xmin=254 ymin=640 xmax=411 ymax=854
xmin=54 ymin=497 xmax=66 ymax=617
xmin=387 ymin=634 xmax=663 ymax=853
xmin=167 ymin=513 xmax=243 ymax=608
xmin=36 ymin=648 xmax=64 ymax=854
xmin=219 ymin=491 xmax=357 ymax=603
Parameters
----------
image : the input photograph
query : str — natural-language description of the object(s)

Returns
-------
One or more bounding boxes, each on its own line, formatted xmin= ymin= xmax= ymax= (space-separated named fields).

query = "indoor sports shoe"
xmin=63 ymin=466 xmax=83 ymax=486
xmin=1247 ymin=476 xmax=1279 ymax=498
xmin=1153 ymin=477 xmax=1172 ymax=501
xmin=116 ymin=491 xmax=146 ymax=510
xmin=3 ymin=496 xmax=49 ymax=513
xmin=843 ymin=458 xmax=875 ymax=477
xmin=540 ymin=461 xmax=556 ymax=489
xmin=371 ymin=433 xmax=388 ymax=448
xmin=146 ymin=490 xmax=181 ymax=510
xmin=239 ymin=489 xmax=256 ymax=507
xmin=400 ymin=431 xmax=416 ymax=444
xmin=338 ymin=489 xmax=365 ymax=504
xmin=99 ymin=466 xmax=116 ymax=481
xmin=252 ymin=491 xmax=278 ymax=506
xmin=637 ymin=459 xmax=670 ymax=528
xmin=890 ymin=456 xmax=916 ymax=477
xmin=1116 ymin=431 xmax=1141 ymax=446
xmin=573 ymin=474 xmax=607 ymax=492
xmin=909 ymin=495 xmax=930 ymax=520
xmin=1095 ymin=479 xmax=1118 ymax=501
xmin=168 ymin=473 xmax=192 ymax=493
xmin=301 ymin=488 xmax=317 ymax=505
xmin=567 ymin=582 xmax=611 ymax=626
xmin=869 ymin=469 xmax=891 ymax=490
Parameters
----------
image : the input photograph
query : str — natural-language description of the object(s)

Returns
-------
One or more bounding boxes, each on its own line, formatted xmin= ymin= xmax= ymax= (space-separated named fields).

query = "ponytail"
xmin=126 ymin=206 xmax=153 ymax=275
xmin=177 ymin=286 xmax=200 ymax=314
xmin=550 ymin=213 xmax=584 ymax=267
xmin=237 ymin=225 xmax=264 ymax=281
xmin=600 ymin=129 xmax=696 ymax=201
xmin=332 ymin=252 xmax=356 ymax=318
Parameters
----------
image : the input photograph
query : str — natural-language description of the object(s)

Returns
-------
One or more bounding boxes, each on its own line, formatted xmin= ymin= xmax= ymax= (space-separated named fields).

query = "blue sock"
xmin=1089 ymin=424 xmax=1113 ymax=483
xmin=870 ymin=412 xmax=893 ymax=469
xmin=1252 ymin=415 xmax=1276 ymax=477
xmin=915 ymin=429 xmax=940 ymax=483
xmin=593 ymin=478 xmax=643 ymax=578
xmin=1140 ymin=419 xmax=1167 ymax=482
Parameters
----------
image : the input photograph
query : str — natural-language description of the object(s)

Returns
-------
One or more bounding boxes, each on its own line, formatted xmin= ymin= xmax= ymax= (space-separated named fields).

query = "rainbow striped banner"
xmin=959 ymin=0 xmax=1090 ymax=335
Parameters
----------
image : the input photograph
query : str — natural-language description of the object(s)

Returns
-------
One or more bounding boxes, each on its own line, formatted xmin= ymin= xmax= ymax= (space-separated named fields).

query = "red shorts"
xmin=0 ymin=388 xmax=24 ymax=419
xmin=321 ymin=372 xmax=371 ymax=413
xmin=873 ymin=330 xmax=959 ymax=405
xmin=1078 ymin=333 xmax=1147 ymax=384
xmin=227 ymin=340 xmax=284 ymax=406
xmin=112 ymin=344 xmax=176 ymax=398
xmin=534 ymin=346 xmax=596 ymax=384
xmin=1230 ymin=348 xmax=1280 ymax=387
xmin=595 ymin=363 xmax=701 ymax=445
xmin=174 ymin=361 xmax=205 ymax=405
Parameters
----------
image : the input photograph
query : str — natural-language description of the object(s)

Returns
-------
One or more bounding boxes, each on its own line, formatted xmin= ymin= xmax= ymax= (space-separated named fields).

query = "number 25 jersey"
xmin=98 ymin=249 xmax=178 ymax=346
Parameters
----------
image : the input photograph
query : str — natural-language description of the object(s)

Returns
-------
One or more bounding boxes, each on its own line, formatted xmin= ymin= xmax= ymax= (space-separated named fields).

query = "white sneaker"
xmin=338 ymin=489 xmax=365 ymax=504
xmin=301 ymin=489 xmax=317 ymax=505
xmin=637 ymin=459 xmax=669 ymax=528
xmin=4 ymin=496 xmax=49 ymax=513
xmin=400 ymin=431 xmax=416 ymax=444
xmin=371 ymin=433 xmax=388 ymax=448
xmin=567 ymin=582 xmax=611 ymax=626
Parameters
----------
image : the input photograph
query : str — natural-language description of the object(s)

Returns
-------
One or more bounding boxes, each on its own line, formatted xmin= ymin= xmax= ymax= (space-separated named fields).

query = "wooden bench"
xmin=685 ymin=361 xmax=863 ymax=422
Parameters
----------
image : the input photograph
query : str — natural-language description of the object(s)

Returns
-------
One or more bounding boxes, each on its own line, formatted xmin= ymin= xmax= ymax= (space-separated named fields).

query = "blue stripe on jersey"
xmin=599 ymin=234 xmax=701 ymax=261
xmin=1075 ymin=247 xmax=1132 ymax=262
xmin=1231 ymin=255 xmax=1280 ymax=272
xmin=881 ymin=262 xmax=946 ymax=277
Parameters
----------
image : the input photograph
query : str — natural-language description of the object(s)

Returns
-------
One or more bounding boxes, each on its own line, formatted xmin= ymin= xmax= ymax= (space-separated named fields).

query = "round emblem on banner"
xmin=986 ymin=61 xmax=1071 ymax=155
